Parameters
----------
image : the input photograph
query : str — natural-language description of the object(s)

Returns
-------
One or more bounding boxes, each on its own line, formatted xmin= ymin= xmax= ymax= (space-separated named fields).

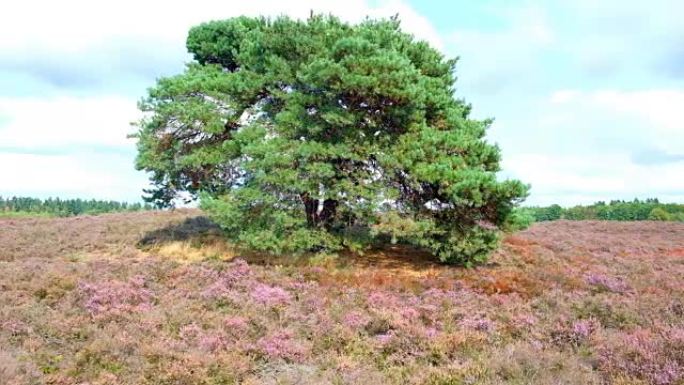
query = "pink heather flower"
xmin=367 ymin=291 xmax=399 ymax=309
xmin=512 ymin=313 xmax=537 ymax=328
xmin=598 ymin=328 xmax=682 ymax=385
xmin=179 ymin=323 xmax=202 ymax=340
xmin=418 ymin=304 xmax=439 ymax=318
xmin=530 ymin=339 xmax=544 ymax=350
xmin=302 ymin=295 xmax=327 ymax=311
xmin=195 ymin=266 xmax=221 ymax=281
xmin=654 ymin=362 xmax=681 ymax=385
xmin=424 ymin=327 xmax=438 ymax=339
xmin=78 ymin=275 xmax=154 ymax=316
xmin=552 ymin=319 xmax=598 ymax=347
xmin=422 ymin=288 xmax=448 ymax=300
xmin=128 ymin=274 xmax=146 ymax=287
xmin=199 ymin=334 xmax=228 ymax=353
xmin=200 ymin=259 xmax=253 ymax=300
xmin=221 ymin=258 xmax=252 ymax=281
xmin=257 ymin=330 xmax=308 ymax=361
xmin=571 ymin=319 xmax=595 ymax=339
xmin=400 ymin=307 xmax=420 ymax=322
xmin=491 ymin=293 xmax=520 ymax=306
xmin=343 ymin=312 xmax=370 ymax=329
xmin=286 ymin=280 xmax=318 ymax=291
xmin=0 ymin=320 xmax=29 ymax=336
xmin=585 ymin=273 xmax=632 ymax=293
xmin=461 ymin=317 xmax=494 ymax=332
xmin=223 ymin=316 xmax=249 ymax=331
xmin=668 ymin=326 xmax=684 ymax=343
xmin=251 ymin=284 xmax=292 ymax=306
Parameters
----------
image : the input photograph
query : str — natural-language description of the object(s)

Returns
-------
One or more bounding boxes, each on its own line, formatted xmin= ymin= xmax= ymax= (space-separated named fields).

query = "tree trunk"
xmin=319 ymin=199 xmax=338 ymax=230
xmin=301 ymin=194 xmax=337 ymax=229
xmin=301 ymin=193 xmax=319 ymax=227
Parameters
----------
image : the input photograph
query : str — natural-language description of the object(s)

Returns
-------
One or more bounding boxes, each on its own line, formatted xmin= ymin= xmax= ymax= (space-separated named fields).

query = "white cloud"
xmin=496 ymin=88 xmax=684 ymax=206
xmin=0 ymin=1 xmax=444 ymax=94
xmin=0 ymin=0 xmax=442 ymax=151
xmin=446 ymin=5 xmax=555 ymax=95
xmin=2 ymin=1 xmax=682 ymax=207
xmin=0 ymin=0 xmax=443 ymax=201
xmin=370 ymin=0 xmax=444 ymax=51
xmin=0 ymin=96 xmax=139 ymax=149
xmin=550 ymin=90 xmax=581 ymax=104
xmin=0 ymin=152 xmax=149 ymax=201
xmin=446 ymin=2 xmax=684 ymax=206
xmin=590 ymin=90 xmax=684 ymax=132
xmin=0 ymin=0 xmax=443 ymax=53
xmin=546 ymin=89 xmax=684 ymax=154
xmin=506 ymin=153 xmax=684 ymax=206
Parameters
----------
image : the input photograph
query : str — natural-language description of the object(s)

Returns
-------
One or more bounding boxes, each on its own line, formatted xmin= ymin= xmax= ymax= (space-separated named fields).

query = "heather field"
xmin=1 ymin=211 xmax=683 ymax=385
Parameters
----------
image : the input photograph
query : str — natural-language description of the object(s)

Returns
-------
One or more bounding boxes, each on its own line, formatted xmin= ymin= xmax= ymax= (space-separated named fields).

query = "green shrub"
xmin=528 ymin=204 xmax=563 ymax=221
xmin=648 ymin=207 xmax=672 ymax=221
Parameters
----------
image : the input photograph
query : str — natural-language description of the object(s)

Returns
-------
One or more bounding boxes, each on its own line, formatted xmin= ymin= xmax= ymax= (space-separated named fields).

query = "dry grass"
xmin=1 ymin=212 xmax=683 ymax=384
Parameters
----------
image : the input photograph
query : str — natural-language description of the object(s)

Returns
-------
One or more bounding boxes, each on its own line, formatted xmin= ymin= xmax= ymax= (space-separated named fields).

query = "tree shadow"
xmin=137 ymin=215 xmax=460 ymax=271
xmin=138 ymin=216 xmax=223 ymax=247
xmin=336 ymin=245 xmax=444 ymax=271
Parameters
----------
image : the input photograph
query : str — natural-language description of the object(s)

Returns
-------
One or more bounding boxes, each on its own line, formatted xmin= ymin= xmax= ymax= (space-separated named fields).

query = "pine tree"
xmin=133 ymin=15 xmax=528 ymax=264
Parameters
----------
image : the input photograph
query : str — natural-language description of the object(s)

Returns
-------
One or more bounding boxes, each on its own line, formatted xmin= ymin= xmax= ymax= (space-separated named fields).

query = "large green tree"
xmin=133 ymin=15 xmax=528 ymax=265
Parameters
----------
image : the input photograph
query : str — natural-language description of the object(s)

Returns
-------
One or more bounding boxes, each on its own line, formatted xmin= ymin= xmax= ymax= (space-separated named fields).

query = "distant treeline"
xmin=0 ymin=196 xmax=153 ymax=217
xmin=522 ymin=198 xmax=684 ymax=222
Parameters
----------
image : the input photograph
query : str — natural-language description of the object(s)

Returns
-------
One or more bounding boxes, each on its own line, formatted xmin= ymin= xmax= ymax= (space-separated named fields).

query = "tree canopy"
xmin=133 ymin=14 xmax=528 ymax=265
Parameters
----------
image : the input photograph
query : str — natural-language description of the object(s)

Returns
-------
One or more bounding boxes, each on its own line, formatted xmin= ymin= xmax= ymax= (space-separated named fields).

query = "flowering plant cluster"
xmin=1 ymin=212 xmax=683 ymax=384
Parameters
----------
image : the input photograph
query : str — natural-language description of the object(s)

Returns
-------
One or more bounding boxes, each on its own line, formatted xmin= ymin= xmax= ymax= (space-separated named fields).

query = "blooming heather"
xmin=78 ymin=275 xmax=154 ymax=316
xmin=585 ymin=273 xmax=632 ymax=293
xmin=250 ymin=284 xmax=292 ymax=307
xmin=256 ymin=330 xmax=309 ymax=361
xmin=2 ymin=210 xmax=683 ymax=384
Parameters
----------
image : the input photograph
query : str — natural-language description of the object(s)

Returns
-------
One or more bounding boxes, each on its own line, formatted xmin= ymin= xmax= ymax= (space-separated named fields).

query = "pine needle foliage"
xmin=133 ymin=15 xmax=528 ymax=265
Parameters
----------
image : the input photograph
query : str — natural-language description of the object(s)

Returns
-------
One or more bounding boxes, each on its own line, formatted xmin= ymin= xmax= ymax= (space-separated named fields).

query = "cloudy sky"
xmin=1 ymin=0 xmax=682 ymax=206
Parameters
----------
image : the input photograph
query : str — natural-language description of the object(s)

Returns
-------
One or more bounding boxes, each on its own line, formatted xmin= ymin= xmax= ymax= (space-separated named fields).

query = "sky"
xmin=1 ymin=0 xmax=682 ymax=206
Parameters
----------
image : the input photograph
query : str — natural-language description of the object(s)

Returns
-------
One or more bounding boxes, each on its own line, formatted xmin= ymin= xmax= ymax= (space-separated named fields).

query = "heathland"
xmin=1 ymin=210 xmax=683 ymax=384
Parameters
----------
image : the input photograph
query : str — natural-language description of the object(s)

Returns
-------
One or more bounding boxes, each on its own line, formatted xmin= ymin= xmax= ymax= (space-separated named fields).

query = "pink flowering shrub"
xmin=399 ymin=307 xmax=420 ymax=322
xmin=585 ymin=273 xmax=632 ymax=293
xmin=367 ymin=290 xmax=398 ymax=309
xmin=423 ymin=327 xmax=438 ymax=339
xmin=198 ymin=334 xmax=229 ymax=353
xmin=460 ymin=316 xmax=495 ymax=332
xmin=200 ymin=259 xmax=253 ymax=301
xmin=3 ymin=210 xmax=684 ymax=384
xmin=599 ymin=327 xmax=683 ymax=385
xmin=250 ymin=283 xmax=292 ymax=307
xmin=256 ymin=330 xmax=309 ymax=361
xmin=78 ymin=274 xmax=154 ymax=316
xmin=223 ymin=316 xmax=249 ymax=332
xmin=552 ymin=318 xmax=598 ymax=347
xmin=511 ymin=313 xmax=537 ymax=329
xmin=179 ymin=323 xmax=202 ymax=341
xmin=0 ymin=320 xmax=30 ymax=336
xmin=571 ymin=319 xmax=595 ymax=339
xmin=343 ymin=311 xmax=371 ymax=329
